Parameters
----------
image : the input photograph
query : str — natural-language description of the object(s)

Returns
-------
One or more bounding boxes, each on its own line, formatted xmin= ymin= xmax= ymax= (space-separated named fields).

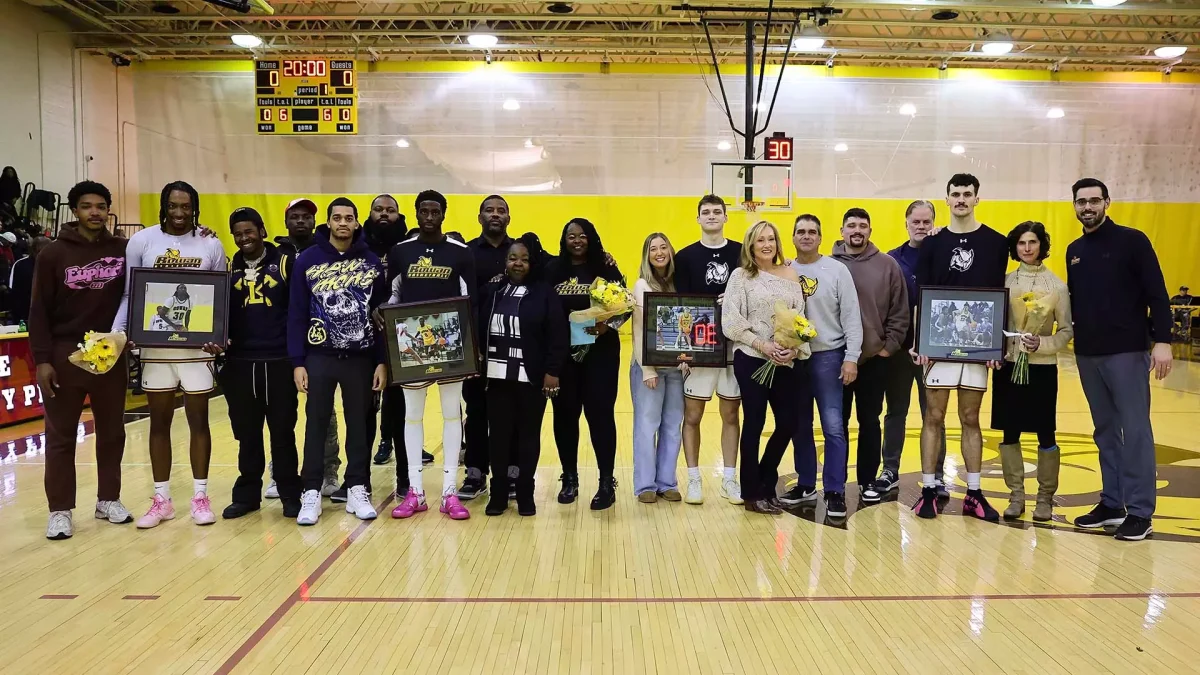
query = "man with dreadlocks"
xmin=112 ymin=181 xmax=228 ymax=529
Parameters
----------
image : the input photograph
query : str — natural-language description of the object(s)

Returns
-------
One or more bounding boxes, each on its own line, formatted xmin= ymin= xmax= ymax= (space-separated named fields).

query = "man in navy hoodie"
xmin=289 ymin=197 xmax=389 ymax=525
xmin=217 ymin=207 xmax=301 ymax=520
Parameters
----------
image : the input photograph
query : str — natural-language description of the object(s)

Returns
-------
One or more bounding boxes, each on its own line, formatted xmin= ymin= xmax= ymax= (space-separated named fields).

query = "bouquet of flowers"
xmin=568 ymin=279 xmax=635 ymax=361
xmin=68 ymin=331 xmax=126 ymax=374
xmin=1010 ymin=291 xmax=1054 ymax=385
xmin=751 ymin=302 xmax=817 ymax=387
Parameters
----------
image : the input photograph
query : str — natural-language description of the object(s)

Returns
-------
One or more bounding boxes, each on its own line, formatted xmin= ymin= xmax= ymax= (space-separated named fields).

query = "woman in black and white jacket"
xmin=476 ymin=234 xmax=568 ymax=516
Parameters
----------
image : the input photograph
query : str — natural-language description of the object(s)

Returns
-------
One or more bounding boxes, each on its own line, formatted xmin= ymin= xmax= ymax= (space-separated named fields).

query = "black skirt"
xmin=990 ymin=361 xmax=1058 ymax=433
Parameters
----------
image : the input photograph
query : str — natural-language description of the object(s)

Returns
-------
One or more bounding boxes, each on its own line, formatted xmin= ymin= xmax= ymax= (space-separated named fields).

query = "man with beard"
xmin=1066 ymin=178 xmax=1172 ymax=541
xmin=457 ymin=195 xmax=513 ymax=500
xmin=363 ymin=195 xmax=409 ymax=467
xmin=268 ymin=198 xmax=343 ymax=500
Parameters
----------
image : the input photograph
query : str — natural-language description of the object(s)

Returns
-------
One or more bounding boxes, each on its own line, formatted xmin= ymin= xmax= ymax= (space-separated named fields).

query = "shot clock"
xmin=255 ymin=58 xmax=358 ymax=135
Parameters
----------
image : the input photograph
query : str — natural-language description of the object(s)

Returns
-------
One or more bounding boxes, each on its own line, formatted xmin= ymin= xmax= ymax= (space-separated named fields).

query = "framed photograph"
xmin=641 ymin=293 xmax=727 ymax=368
xmin=381 ymin=297 xmax=479 ymax=386
xmin=128 ymin=268 xmax=230 ymax=348
xmin=916 ymin=286 xmax=1009 ymax=363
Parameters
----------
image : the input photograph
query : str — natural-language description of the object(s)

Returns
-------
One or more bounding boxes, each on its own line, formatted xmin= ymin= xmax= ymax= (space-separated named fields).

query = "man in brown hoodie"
xmin=30 ymin=181 xmax=131 ymax=540
xmin=831 ymin=208 xmax=909 ymax=497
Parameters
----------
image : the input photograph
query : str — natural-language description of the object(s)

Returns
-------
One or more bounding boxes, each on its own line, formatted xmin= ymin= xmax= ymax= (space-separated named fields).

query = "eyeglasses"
xmin=1074 ymin=197 xmax=1106 ymax=207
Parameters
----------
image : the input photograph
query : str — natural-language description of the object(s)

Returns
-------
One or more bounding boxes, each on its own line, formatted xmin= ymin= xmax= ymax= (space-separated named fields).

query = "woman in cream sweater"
xmin=991 ymin=221 xmax=1073 ymax=522
xmin=723 ymin=221 xmax=811 ymax=515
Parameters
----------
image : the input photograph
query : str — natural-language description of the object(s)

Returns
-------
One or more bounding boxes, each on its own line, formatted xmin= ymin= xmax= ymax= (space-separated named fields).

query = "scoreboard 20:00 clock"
xmin=255 ymin=59 xmax=358 ymax=135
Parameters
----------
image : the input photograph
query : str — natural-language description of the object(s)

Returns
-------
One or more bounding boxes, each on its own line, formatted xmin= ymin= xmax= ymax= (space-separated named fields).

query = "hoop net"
xmin=741 ymin=200 xmax=765 ymax=213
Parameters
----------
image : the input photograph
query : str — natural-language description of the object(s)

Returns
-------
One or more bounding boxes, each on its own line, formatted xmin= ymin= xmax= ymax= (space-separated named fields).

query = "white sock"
xmin=154 ymin=481 xmax=170 ymax=500
xmin=921 ymin=473 xmax=936 ymax=488
xmin=967 ymin=472 xmax=981 ymax=491
xmin=193 ymin=479 xmax=207 ymax=496
xmin=403 ymin=388 xmax=427 ymax=495
xmin=688 ymin=467 xmax=701 ymax=481
xmin=441 ymin=383 xmax=464 ymax=495
xmin=723 ymin=467 xmax=735 ymax=482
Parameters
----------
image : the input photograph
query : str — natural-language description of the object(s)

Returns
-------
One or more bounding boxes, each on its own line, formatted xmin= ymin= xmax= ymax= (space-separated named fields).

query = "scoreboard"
xmin=255 ymin=58 xmax=357 ymax=135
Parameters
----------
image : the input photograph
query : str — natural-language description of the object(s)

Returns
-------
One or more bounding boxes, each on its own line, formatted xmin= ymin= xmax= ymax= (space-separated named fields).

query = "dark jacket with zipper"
xmin=228 ymin=242 xmax=292 ymax=361
xmin=476 ymin=278 xmax=569 ymax=385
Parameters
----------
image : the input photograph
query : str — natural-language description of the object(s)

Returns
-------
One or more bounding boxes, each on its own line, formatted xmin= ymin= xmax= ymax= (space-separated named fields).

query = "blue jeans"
xmin=630 ymin=361 xmax=685 ymax=494
xmin=792 ymin=348 xmax=848 ymax=494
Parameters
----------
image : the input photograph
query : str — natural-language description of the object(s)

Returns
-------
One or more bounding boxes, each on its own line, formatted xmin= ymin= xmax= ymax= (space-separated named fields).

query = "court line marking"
xmin=205 ymin=595 xmax=241 ymax=601
xmin=213 ymin=494 xmax=395 ymax=675
xmin=121 ymin=594 xmax=160 ymax=600
xmin=39 ymin=594 xmax=78 ymax=600
xmin=302 ymin=591 xmax=1200 ymax=604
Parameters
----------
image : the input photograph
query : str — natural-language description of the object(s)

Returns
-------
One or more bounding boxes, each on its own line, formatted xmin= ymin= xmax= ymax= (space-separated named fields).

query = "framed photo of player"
xmin=380 ymin=297 xmax=479 ymax=386
xmin=916 ymin=286 xmax=1009 ymax=363
xmin=128 ymin=268 xmax=230 ymax=348
xmin=641 ymin=293 xmax=727 ymax=368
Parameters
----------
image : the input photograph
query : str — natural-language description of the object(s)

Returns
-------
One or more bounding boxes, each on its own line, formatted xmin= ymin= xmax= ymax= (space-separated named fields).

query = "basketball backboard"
xmin=709 ymin=160 xmax=793 ymax=212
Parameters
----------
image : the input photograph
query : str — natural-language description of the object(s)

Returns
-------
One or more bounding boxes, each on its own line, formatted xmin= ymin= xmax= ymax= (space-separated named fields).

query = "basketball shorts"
xmin=923 ymin=361 xmax=989 ymax=392
xmin=684 ymin=364 xmax=740 ymax=401
xmin=142 ymin=357 xmax=217 ymax=395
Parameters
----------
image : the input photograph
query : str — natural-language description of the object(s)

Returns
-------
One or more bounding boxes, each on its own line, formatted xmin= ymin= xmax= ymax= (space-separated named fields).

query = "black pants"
xmin=842 ymin=354 xmax=889 ymax=489
xmin=487 ymin=379 xmax=547 ymax=496
xmin=302 ymin=353 xmax=374 ymax=493
xmin=882 ymin=352 xmax=947 ymax=480
xmin=1002 ymin=429 xmax=1057 ymax=447
xmin=552 ymin=340 xmax=619 ymax=479
xmin=733 ymin=351 xmax=807 ymax=502
xmin=383 ymin=387 xmax=410 ymax=492
xmin=224 ymin=359 xmax=301 ymax=504
xmin=463 ymin=376 xmax=489 ymax=475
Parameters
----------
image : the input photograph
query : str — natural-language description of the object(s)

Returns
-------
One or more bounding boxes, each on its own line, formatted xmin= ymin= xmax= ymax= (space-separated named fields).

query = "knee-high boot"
xmin=1032 ymin=445 xmax=1059 ymax=522
xmin=998 ymin=442 xmax=1026 ymax=520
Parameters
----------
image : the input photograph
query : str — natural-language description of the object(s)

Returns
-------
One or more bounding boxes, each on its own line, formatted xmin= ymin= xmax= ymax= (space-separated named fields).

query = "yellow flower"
xmin=1018 ymin=291 xmax=1036 ymax=303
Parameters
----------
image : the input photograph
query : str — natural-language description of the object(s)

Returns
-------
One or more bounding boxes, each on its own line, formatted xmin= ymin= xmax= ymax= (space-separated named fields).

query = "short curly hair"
xmin=1007 ymin=221 xmax=1051 ymax=262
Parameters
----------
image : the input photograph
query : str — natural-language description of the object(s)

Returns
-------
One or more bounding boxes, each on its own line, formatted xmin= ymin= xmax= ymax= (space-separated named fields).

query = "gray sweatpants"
xmin=1076 ymin=351 xmax=1156 ymax=519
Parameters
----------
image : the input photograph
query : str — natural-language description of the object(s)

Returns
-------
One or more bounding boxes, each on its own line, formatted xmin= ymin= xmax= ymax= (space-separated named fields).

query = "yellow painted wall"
xmin=139 ymin=193 xmax=1200 ymax=293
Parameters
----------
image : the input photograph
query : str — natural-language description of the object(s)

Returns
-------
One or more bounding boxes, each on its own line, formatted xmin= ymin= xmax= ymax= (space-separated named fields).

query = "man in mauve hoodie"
xmin=30 ymin=181 xmax=131 ymax=540
xmin=830 ymin=207 xmax=910 ymax=496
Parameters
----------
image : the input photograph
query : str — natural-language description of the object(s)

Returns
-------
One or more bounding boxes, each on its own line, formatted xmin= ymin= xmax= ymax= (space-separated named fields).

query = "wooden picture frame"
xmin=916 ymin=286 xmax=1009 ymax=363
xmin=128 ymin=267 xmax=230 ymax=349
xmin=641 ymin=293 xmax=727 ymax=368
xmin=381 ymin=297 xmax=479 ymax=386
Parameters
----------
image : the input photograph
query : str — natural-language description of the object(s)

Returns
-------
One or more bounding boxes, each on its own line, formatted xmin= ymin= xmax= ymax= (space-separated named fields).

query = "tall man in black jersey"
xmin=388 ymin=190 xmax=478 ymax=521
xmin=458 ymin=195 xmax=514 ymax=499
xmin=911 ymin=174 xmax=1008 ymax=521
xmin=673 ymin=195 xmax=743 ymax=506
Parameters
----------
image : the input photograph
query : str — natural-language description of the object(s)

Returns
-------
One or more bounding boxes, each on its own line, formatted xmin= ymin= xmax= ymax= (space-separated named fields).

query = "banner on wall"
xmin=0 ymin=337 xmax=45 ymax=426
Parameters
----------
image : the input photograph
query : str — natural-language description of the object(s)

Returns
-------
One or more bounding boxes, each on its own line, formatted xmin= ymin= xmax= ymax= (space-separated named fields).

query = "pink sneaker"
xmin=136 ymin=494 xmax=175 ymax=529
xmin=191 ymin=493 xmax=216 ymax=525
xmin=440 ymin=493 xmax=470 ymax=520
xmin=391 ymin=488 xmax=428 ymax=519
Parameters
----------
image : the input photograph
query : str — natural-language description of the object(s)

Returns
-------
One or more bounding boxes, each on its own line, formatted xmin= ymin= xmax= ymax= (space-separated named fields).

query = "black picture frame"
xmin=916 ymin=286 xmax=1009 ymax=363
xmin=381 ymin=297 xmax=479 ymax=386
xmin=128 ymin=267 xmax=230 ymax=348
xmin=641 ymin=292 xmax=727 ymax=368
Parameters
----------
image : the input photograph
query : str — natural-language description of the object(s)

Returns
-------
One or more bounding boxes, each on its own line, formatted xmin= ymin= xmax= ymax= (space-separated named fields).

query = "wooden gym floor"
xmin=1 ymin=346 xmax=1199 ymax=674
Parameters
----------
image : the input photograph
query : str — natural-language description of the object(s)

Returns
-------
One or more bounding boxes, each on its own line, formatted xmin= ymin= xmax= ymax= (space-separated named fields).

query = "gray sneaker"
xmin=264 ymin=481 xmax=279 ymax=499
xmin=47 ymin=511 xmax=73 ymax=540
xmin=321 ymin=475 xmax=339 ymax=498
xmin=95 ymin=500 xmax=134 ymax=524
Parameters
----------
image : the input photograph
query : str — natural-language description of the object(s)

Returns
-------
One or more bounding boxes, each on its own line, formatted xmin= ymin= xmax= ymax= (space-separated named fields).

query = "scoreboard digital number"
xmin=255 ymin=59 xmax=357 ymax=135
xmin=765 ymin=134 xmax=793 ymax=162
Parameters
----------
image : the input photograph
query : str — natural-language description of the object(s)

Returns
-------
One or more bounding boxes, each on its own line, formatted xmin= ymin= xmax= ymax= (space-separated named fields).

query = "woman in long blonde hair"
xmin=722 ymin=220 xmax=811 ymax=514
xmin=630 ymin=232 xmax=687 ymax=502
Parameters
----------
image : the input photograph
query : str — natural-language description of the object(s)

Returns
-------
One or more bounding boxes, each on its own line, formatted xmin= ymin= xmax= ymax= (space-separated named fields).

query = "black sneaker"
xmin=935 ymin=480 xmax=951 ymax=500
xmin=281 ymin=498 xmax=301 ymax=519
xmin=484 ymin=493 xmax=508 ymax=516
xmin=558 ymin=473 xmax=579 ymax=504
xmin=458 ymin=473 xmax=488 ymax=500
xmin=912 ymin=486 xmax=940 ymax=519
xmin=962 ymin=489 xmax=1000 ymax=523
xmin=222 ymin=502 xmax=259 ymax=519
xmin=590 ymin=477 xmax=617 ymax=511
xmin=509 ymin=484 xmax=517 ymax=499
xmin=422 ymin=451 xmax=435 ymax=465
xmin=1073 ymin=502 xmax=1127 ymax=529
xmin=778 ymin=484 xmax=818 ymax=507
xmin=862 ymin=469 xmax=899 ymax=503
xmin=824 ymin=492 xmax=848 ymax=517
xmin=330 ymin=487 xmax=347 ymax=503
xmin=1114 ymin=516 xmax=1153 ymax=541
xmin=373 ymin=440 xmax=392 ymax=465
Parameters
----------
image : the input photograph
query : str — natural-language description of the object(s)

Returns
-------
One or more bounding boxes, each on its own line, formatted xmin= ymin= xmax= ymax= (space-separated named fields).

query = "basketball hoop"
xmin=741 ymin=200 xmax=765 ymax=213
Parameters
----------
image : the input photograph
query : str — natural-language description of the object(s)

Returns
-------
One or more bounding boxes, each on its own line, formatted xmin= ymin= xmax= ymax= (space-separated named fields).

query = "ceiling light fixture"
xmin=717 ymin=141 xmax=732 ymax=151
xmin=1154 ymin=45 xmax=1188 ymax=59
xmin=981 ymin=32 xmax=1014 ymax=56
xmin=524 ymin=138 xmax=535 ymax=148
xmin=950 ymin=144 xmax=966 ymax=155
xmin=899 ymin=102 xmax=917 ymax=116
xmin=1046 ymin=107 xmax=1065 ymax=119
xmin=834 ymin=143 xmax=848 ymax=152
xmin=395 ymin=139 xmax=410 ymax=148
xmin=503 ymin=98 xmax=521 ymax=111
xmin=231 ymin=33 xmax=262 ymax=49
xmin=792 ymin=34 xmax=826 ymax=51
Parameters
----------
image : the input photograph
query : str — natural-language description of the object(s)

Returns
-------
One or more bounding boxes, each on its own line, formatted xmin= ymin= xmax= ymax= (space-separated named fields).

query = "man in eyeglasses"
xmin=1065 ymin=178 xmax=1172 ymax=542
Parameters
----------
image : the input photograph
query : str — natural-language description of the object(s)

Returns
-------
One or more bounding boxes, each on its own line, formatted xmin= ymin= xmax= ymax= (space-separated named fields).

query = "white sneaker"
xmin=95 ymin=500 xmax=133 ymax=524
xmin=47 ymin=511 xmax=73 ymax=540
xmin=264 ymin=481 xmax=279 ymax=499
xmin=720 ymin=479 xmax=744 ymax=505
xmin=346 ymin=485 xmax=377 ymax=520
xmin=685 ymin=477 xmax=704 ymax=505
xmin=320 ymin=475 xmax=339 ymax=497
xmin=297 ymin=489 xmax=322 ymax=525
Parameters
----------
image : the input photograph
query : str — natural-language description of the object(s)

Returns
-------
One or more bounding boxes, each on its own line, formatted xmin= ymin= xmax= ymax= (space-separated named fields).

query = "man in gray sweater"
xmin=831 ymin=208 xmax=910 ymax=499
xmin=780 ymin=214 xmax=863 ymax=518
